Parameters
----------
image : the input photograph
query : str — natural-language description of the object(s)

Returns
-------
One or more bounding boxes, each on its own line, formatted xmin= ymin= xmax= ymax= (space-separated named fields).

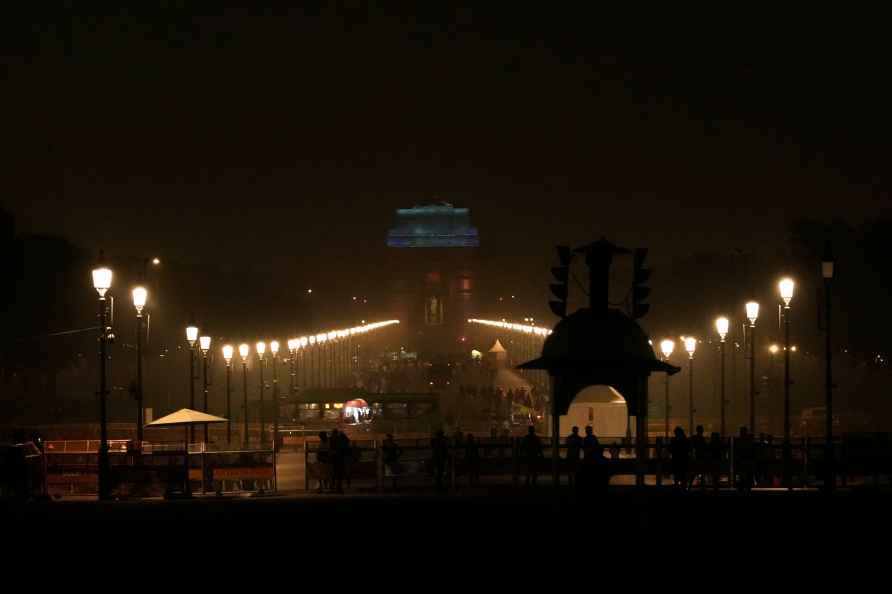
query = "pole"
xmin=664 ymin=370 xmax=670 ymax=439
xmin=688 ymin=355 xmax=694 ymax=435
xmin=259 ymin=356 xmax=266 ymax=447
xmin=272 ymin=354 xmax=279 ymax=453
xmin=551 ymin=380 xmax=559 ymax=488
xmin=825 ymin=278 xmax=834 ymax=492
xmin=749 ymin=322 xmax=756 ymax=434
xmin=289 ymin=351 xmax=296 ymax=399
xmin=136 ymin=311 xmax=144 ymax=447
xmin=226 ymin=363 xmax=232 ymax=445
xmin=202 ymin=353 xmax=209 ymax=444
xmin=189 ymin=346 xmax=196 ymax=443
xmin=783 ymin=305 xmax=792 ymax=489
xmin=720 ymin=340 xmax=726 ymax=437
xmin=242 ymin=362 xmax=249 ymax=448
xmin=98 ymin=296 xmax=110 ymax=501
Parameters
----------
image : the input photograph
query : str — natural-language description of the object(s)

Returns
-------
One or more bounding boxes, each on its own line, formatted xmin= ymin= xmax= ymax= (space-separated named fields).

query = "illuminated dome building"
xmin=387 ymin=202 xmax=479 ymax=355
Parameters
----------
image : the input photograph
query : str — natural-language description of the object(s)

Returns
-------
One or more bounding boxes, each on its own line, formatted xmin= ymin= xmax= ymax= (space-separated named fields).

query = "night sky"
xmin=3 ymin=4 xmax=890 ymax=300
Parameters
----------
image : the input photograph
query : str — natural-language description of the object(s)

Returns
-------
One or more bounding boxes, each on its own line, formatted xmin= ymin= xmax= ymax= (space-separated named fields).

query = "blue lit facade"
xmin=387 ymin=203 xmax=478 ymax=354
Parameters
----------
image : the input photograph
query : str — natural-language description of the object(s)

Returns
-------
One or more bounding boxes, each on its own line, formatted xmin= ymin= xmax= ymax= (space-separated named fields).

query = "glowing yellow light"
xmin=779 ymin=277 xmax=795 ymax=306
xmin=256 ymin=341 xmax=266 ymax=358
xmin=746 ymin=301 xmax=759 ymax=325
xmin=92 ymin=266 xmax=112 ymax=297
xmin=715 ymin=317 xmax=729 ymax=341
xmin=684 ymin=337 xmax=697 ymax=356
xmin=222 ymin=344 xmax=234 ymax=364
xmin=199 ymin=335 xmax=211 ymax=353
xmin=769 ymin=344 xmax=780 ymax=354
xmin=186 ymin=325 xmax=199 ymax=346
xmin=660 ymin=339 xmax=675 ymax=359
xmin=131 ymin=286 xmax=147 ymax=314
xmin=270 ymin=340 xmax=279 ymax=355
xmin=239 ymin=343 xmax=250 ymax=360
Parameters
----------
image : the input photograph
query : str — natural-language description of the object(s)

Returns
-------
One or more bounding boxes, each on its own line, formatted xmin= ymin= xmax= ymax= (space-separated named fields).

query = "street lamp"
xmin=778 ymin=277 xmax=795 ymax=488
xmin=270 ymin=340 xmax=280 ymax=452
xmin=92 ymin=259 xmax=112 ymax=501
xmin=715 ymin=317 xmax=729 ymax=436
xmin=186 ymin=324 xmax=198 ymax=443
xmin=256 ymin=341 xmax=266 ymax=447
xmin=131 ymin=286 xmax=147 ymax=447
xmin=199 ymin=335 xmax=211 ymax=444
xmin=684 ymin=336 xmax=697 ymax=434
xmin=660 ymin=339 xmax=675 ymax=439
xmin=239 ymin=343 xmax=250 ymax=447
xmin=822 ymin=250 xmax=836 ymax=491
xmin=222 ymin=344 xmax=233 ymax=445
xmin=745 ymin=301 xmax=759 ymax=434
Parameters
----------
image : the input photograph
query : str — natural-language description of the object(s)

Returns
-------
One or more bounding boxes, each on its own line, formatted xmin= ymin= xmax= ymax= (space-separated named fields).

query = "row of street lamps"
xmin=90 ymin=254 xmax=398 ymax=499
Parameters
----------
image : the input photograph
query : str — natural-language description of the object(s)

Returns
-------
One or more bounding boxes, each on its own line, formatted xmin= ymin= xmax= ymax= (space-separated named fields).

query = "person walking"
xmin=431 ymin=429 xmax=449 ymax=490
xmin=382 ymin=433 xmax=402 ymax=491
xmin=735 ymin=427 xmax=755 ymax=494
xmin=329 ymin=428 xmax=345 ymax=493
xmin=581 ymin=426 xmax=605 ymax=491
xmin=669 ymin=426 xmax=690 ymax=491
xmin=565 ymin=426 xmax=583 ymax=487
xmin=519 ymin=426 xmax=544 ymax=486
xmin=708 ymin=432 xmax=723 ymax=491
xmin=689 ymin=425 xmax=707 ymax=489
xmin=315 ymin=431 xmax=330 ymax=493
xmin=465 ymin=433 xmax=480 ymax=487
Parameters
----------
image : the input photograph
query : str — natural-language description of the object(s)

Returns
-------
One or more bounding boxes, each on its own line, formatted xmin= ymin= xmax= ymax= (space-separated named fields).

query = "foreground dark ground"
xmin=6 ymin=486 xmax=892 ymax=540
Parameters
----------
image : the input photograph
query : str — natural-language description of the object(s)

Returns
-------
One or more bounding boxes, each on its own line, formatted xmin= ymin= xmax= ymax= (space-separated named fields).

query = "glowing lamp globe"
xmin=186 ymin=325 xmax=199 ymax=347
xmin=222 ymin=344 xmax=234 ymax=365
xmin=199 ymin=335 xmax=211 ymax=354
xmin=660 ymin=339 xmax=675 ymax=360
xmin=256 ymin=341 xmax=266 ymax=358
xmin=779 ymin=278 xmax=795 ymax=306
xmin=92 ymin=266 xmax=112 ymax=298
xmin=745 ymin=301 xmax=759 ymax=326
xmin=684 ymin=337 xmax=697 ymax=356
xmin=270 ymin=340 xmax=280 ymax=355
xmin=239 ymin=343 xmax=250 ymax=361
xmin=131 ymin=286 xmax=147 ymax=315
xmin=715 ymin=317 xmax=730 ymax=342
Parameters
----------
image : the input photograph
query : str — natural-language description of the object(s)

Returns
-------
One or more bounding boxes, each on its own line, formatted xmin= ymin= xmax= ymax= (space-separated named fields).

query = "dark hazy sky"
xmin=3 ymin=4 xmax=890 ymax=292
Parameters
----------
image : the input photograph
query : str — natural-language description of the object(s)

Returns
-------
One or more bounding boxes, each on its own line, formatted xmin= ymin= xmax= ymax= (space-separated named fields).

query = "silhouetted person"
xmin=669 ymin=426 xmax=690 ymax=490
xmin=708 ymin=432 xmax=723 ymax=490
xmin=735 ymin=427 xmax=755 ymax=494
xmin=465 ymin=433 xmax=480 ymax=486
xmin=520 ymin=426 xmax=544 ymax=486
xmin=431 ymin=429 xmax=449 ymax=490
xmin=689 ymin=425 xmax=707 ymax=489
xmin=382 ymin=433 xmax=402 ymax=491
xmin=581 ymin=426 xmax=606 ymax=492
xmin=329 ymin=428 xmax=345 ymax=493
xmin=565 ymin=426 xmax=583 ymax=487
xmin=315 ymin=431 xmax=330 ymax=493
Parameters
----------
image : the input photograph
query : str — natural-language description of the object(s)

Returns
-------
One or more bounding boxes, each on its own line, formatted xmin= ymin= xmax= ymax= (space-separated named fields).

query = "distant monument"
xmin=387 ymin=202 xmax=479 ymax=355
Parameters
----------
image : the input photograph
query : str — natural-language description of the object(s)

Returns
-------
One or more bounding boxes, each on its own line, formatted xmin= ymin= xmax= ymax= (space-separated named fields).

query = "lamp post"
xmin=288 ymin=339 xmax=297 ymax=399
xmin=222 ymin=345 xmax=233 ymax=445
xmin=132 ymin=286 xmax=147 ymax=448
xmin=92 ymin=260 xmax=112 ymax=501
xmin=300 ymin=336 xmax=308 ymax=390
xmin=779 ymin=277 xmax=795 ymax=489
xmin=660 ymin=339 xmax=675 ymax=439
xmin=186 ymin=324 xmax=199 ymax=443
xmin=746 ymin=302 xmax=760 ymax=434
xmin=684 ymin=337 xmax=697 ymax=434
xmin=715 ymin=317 xmax=729 ymax=436
xmin=256 ymin=341 xmax=266 ymax=447
xmin=270 ymin=340 xmax=280 ymax=452
xmin=199 ymin=335 xmax=211 ymax=443
xmin=239 ymin=343 xmax=250 ymax=447
xmin=822 ymin=253 xmax=835 ymax=491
